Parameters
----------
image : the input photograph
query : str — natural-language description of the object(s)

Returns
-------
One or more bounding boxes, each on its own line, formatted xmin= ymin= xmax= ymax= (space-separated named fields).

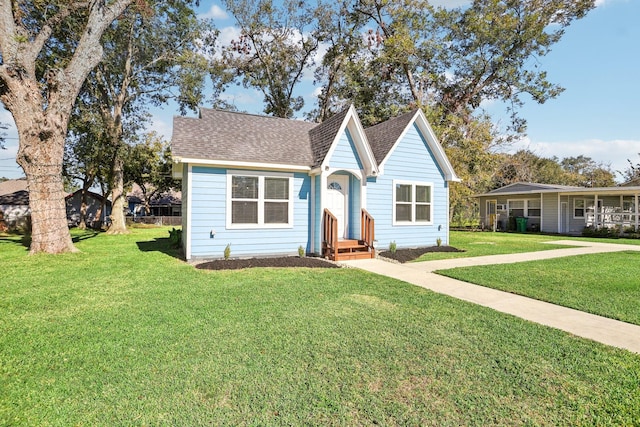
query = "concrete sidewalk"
xmin=341 ymin=241 xmax=640 ymax=354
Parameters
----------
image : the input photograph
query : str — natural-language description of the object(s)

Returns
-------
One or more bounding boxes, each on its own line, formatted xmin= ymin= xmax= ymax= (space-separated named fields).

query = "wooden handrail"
xmin=323 ymin=209 xmax=338 ymax=260
xmin=361 ymin=209 xmax=374 ymax=249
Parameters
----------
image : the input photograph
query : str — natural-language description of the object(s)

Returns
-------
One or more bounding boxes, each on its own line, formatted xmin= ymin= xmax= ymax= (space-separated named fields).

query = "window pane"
xmin=265 ymin=177 xmax=289 ymax=200
xmin=510 ymin=200 xmax=525 ymax=209
xmin=396 ymin=204 xmax=412 ymax=222
xmin=232 ymin=201 xmax=258 ymax=224
xmin=575 ymin=199 xmax=584 ymax=208
xmin=265 ymin=202 xmax=288 ymax=224
xmin=416 ymin=204 xmax=431 ymax=222
xmin=396 ymin=184 xmax=412 ymax=202
xmin=416 ymin=186 xmax=431 ymax=203
xmin=528 ymin=199 xmax=541 ymax=209
xmin=232 ymin=176 xmax=258 ymax=199
xmin=528 ymin=209 xmax=541 ymax=217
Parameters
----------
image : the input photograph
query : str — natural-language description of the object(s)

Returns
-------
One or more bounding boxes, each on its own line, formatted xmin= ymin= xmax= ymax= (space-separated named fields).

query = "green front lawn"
xmin=414 ymin=231 xmax=574 ymax=261
xmin=416 ymin=231 xmax=640 ymax=261
xmin=2 ymin=228 xmax=640 ymax=425
xmin=437 ymin=250 xmax=640 ymax=326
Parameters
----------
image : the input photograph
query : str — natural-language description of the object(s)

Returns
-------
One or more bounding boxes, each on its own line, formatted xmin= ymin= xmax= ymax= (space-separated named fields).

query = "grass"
xmin=2 ymin=228 xmax=640 ymax=425
xmin=438 ymin=250 xmax=640 ymax=326
xmin=413 ymin=231 xmax=575 ymax=261
xmin=415 ymin=230 xmax=640 ymax=261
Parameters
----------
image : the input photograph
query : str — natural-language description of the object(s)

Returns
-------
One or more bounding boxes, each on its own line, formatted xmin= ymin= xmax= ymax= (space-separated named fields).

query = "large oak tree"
xmin=0 ymin=0 xmax=137 ymax=253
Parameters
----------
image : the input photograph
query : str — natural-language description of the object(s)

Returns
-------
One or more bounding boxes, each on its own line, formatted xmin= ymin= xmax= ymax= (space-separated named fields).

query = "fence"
xmin=132 ymin=216 xmax=182 ymax=226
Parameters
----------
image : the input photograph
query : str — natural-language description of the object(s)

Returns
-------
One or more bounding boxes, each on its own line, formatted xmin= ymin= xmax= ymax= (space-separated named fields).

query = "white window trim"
xmin=226 ymin=170 xmax=294 ymax=229
xmin=507 ymin=198 xmax=541 ymax=218
xmin=392 ymin=180 xmax=434 ymax=226
xmin=573 ymin=198 xmax=586 ymax=219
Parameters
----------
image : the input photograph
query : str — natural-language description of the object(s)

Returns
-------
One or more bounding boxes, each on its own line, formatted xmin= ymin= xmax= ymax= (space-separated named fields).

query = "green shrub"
xmin=582 ymin=226 xmax=619 ymax=239
xmin=168 ymin=228 xmax=182 ymax=248
xmin=298 ymin=245 xmax=305 ymax=257
xmin=224 ymin=243 xmax=231 ymax=260
xmin=436 ymin=237 xmax=442 ymax=247
xmin=389 ymin=241 xmax=397 ymax=254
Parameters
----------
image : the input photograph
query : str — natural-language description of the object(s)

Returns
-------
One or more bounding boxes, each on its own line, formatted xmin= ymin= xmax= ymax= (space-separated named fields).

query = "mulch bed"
xmin=379 ymin=245 xmax=465 ymax=263
xmin=196 ymin=256 xmax=341 ymax=270
xmin=196 ymin=245 xmax=465 ymax=270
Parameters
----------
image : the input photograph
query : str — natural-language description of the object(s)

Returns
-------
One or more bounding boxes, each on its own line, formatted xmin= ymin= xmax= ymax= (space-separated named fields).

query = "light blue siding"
xmin=366 ymin=124 xmax=449 ymax=249
xmin=188 ymin=166 xmax=311 ymax=259
xmin=313 ymin=175 xmax=322 ymax=254
xmin=328 ymin=129 xmax=364 ymax=171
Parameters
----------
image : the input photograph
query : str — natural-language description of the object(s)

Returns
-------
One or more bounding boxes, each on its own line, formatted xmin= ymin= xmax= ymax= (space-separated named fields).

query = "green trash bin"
xmin=516 ymin=217 xmax=528 ymax=232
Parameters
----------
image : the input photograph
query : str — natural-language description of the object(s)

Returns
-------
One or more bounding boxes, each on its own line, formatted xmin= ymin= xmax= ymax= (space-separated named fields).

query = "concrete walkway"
xmin=341 ymin=241 xmax=640 ymax=354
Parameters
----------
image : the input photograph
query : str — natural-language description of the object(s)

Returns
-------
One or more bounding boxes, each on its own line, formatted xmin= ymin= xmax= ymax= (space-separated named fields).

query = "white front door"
xmin=327 ymin=175 xmax=349 ymax=239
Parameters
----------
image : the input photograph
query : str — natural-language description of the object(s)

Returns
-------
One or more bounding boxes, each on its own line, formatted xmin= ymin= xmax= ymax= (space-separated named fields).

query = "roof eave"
xmin=173 ymin=156 xmax=312 ymax=174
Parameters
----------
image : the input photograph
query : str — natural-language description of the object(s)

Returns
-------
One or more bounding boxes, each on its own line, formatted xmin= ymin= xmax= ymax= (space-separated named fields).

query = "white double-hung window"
xmin=227 ymin=171 xmax=293 ymax=228
xmin=393 ymin=181 xmax=433 ymax=225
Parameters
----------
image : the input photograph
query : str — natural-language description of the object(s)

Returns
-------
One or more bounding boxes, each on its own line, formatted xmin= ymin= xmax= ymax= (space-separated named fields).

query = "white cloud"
xmin=147 ymin=114 xmax=174 ymax=141
xmin=506 ymin=137 xmax=640 ymax=179
xmin=199 ymin=4 xmax=228 ymax=20
xmin=219 ymin=89 xmax=264 ymax=112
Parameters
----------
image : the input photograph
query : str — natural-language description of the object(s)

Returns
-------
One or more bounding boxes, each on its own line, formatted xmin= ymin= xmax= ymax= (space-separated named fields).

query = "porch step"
xmin=326 ymin=239 xmax=375 ymax=261
xmin=334 ymin=250 xmax=375 ymax=261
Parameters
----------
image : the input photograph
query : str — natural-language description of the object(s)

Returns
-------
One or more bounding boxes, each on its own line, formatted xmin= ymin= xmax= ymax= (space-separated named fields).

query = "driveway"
xmin=341 ymin=240 xmax=640 ymax=354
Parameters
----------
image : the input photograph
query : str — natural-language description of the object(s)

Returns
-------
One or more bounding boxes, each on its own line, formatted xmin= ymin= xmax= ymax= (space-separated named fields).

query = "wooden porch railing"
xmin=323 ymin=209 xmax=338 ymax=260
xmin=361 ymin=209 xmax=375 ymax=251
xmin=323 ymin=208 xmax=375 ymax=260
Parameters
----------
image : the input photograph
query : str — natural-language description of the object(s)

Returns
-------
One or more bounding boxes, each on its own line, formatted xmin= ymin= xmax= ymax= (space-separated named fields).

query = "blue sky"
xmin=1 ymin=0 xmax=638 ymax=181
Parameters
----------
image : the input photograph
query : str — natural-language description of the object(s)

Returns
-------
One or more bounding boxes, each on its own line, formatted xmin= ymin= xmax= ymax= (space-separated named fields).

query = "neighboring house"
xmin=65 ymin=190 xmax=112 ymax=228
xmin=0 ymin=179 xmax=30 ymax=230
xmin=171 ymin=106 xmax=460 ymax=261
xmin=127 ymin=183 xmax=181 ymax=217
xmin=475 ymin=182 xmax=640 ymax=235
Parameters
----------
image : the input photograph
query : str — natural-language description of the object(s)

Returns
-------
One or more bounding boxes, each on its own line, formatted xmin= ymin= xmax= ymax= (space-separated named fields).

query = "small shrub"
xmin=168 ymin=228 xmax=182 ymax=248
xmin=582 ymin=226 xmax=619 ymax=239
xmin=389 ymin=241 xmax=397 ymax=254
xmin=436 ymin=237 xmax=442 ymax=247
xmin=298 ymin=245 xmax=305 ymax=257
xmin=224 ymin=243 xmax=231 ymax=260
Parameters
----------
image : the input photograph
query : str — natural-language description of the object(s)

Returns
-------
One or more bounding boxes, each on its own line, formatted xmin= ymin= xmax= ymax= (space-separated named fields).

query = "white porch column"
xmin=634 ymin=193 xmax=638 ymax=233
xmin=594 ymin=194 xmax=599 ymax=228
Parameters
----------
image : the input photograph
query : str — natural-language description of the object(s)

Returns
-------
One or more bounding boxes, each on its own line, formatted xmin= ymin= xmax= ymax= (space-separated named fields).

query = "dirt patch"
xmin=196 ymin=256 xmax=341 ymax=270
xmin=379 ymin=246 xmax=464 ymax=263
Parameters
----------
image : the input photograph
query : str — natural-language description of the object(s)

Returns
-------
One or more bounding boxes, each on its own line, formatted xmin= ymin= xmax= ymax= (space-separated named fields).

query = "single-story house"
xmin=65 ymin=189 xmax=112 ymax=228
xmin=127 ymin=183 xmax=181 ymax=217
xmin=0 ymin=179 xmax=30 ymax=231
xmin=171 ymin=106 xmax=460 ymax=261
xmin=475 ymin=182 xmax=640 ymax=235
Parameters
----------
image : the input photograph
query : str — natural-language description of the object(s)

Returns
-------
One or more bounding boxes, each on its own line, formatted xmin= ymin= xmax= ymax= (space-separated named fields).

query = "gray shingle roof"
xmin=309 ymin=106 xmax=351 ymax=167
xmin=172 ymin=108 xmax=317 ymax=167
xmin=171 ymin=107 xmax=426 ymax=169
xmin=0 ymin=179 xmax=28 ymax=196
xmin=486 ymin=182 xmax=581 ymax=195
xmin=365 ymin=110 xmax=418 ymax=164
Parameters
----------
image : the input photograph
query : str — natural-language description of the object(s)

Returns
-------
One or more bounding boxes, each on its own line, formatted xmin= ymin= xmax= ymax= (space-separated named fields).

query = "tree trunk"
xmin=107 ymin=153 xmax=129 ymax=234
xmin=16 ymin=129 xmax=77 ymax=254
xmin=78 ymin=185 xmax=89 ymax=230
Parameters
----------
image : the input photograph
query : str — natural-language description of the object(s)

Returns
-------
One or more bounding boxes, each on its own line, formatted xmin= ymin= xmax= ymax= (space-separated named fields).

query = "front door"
xmin=327 ymin=175 xmax=349 ymax=239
